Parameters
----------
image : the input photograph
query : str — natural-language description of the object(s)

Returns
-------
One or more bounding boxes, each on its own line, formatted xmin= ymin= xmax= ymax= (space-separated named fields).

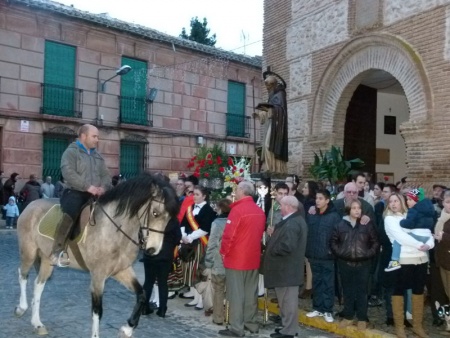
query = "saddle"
xmin=38 ymin=201 xmax=94 ymax=243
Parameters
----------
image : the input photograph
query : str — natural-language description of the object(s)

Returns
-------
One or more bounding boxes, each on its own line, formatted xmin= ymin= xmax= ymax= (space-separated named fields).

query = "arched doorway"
xmin=343 ymin=70 xmax=408 ymax=183
xmin=310 ymin=33 xmax=433 ymax=183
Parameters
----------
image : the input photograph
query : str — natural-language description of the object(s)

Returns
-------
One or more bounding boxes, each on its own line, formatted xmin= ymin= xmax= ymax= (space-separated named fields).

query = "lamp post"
xmin=97 ymin=65 xmax=131 ymax=92
xmin=96 ymin=65 xmax=132 ymax=125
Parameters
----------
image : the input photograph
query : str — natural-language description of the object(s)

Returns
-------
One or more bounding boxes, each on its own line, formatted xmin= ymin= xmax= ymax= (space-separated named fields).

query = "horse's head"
xmin=98 ymin=173 xmax=179 ymax=255
xmin=139 ymin=198 xmax=171 ymax=255
xmin=140 ymin=183 xmax=180 ymax=255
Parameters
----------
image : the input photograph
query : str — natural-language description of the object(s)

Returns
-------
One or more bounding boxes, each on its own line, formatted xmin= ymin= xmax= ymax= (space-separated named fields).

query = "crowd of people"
xmin=0 ymin=172 xmax=67 ymax=228
xmin=139 ymin=171 xmax=450 ymax=338
xmin=2 ymin=125 xmax=448 ymax=337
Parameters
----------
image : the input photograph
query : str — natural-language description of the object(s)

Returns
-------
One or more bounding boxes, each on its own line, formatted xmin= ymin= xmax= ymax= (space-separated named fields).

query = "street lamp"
xmin=97 ymin=65 xmax=132 ymax=92
xmin=95 ymin=65 xmax=132 ymax=126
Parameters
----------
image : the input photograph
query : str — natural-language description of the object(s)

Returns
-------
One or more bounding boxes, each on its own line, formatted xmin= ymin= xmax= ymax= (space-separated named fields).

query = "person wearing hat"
xmin=385 ymin=188 xmax=435 ymax=272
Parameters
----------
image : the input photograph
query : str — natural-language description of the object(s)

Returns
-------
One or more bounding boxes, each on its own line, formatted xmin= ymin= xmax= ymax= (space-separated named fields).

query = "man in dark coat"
xmin=20 ymin=174 xmax=42 ymax=209
xmin=264 ymin=196 xmax=307 ymax=338
xmin=305 ymin=189 xmax=341 ymax=323
xmin=3 ymin=172 xmax=19 ymax=205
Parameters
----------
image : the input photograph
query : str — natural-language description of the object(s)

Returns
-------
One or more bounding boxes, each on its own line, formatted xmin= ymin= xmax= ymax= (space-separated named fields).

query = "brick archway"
xmin=311 ymin=33 xmax=433 ymax=141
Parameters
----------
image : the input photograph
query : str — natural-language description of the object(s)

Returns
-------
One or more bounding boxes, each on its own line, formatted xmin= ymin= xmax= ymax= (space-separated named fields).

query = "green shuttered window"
xmin=120 ymin=57 xmax=148 ymax=125
xmin=120 ymin=141 xmax=145 ymax=179
xmin=43 ymin=41 xmax=78 ymax=117
xmin=227 ymin=81 xmax=246 ymax=137
xmin=43 ymin=136 xmax=71 ymax=181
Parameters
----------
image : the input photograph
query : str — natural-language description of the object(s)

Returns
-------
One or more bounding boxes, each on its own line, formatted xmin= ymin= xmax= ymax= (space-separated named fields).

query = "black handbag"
xmin=179 ymin=243 xmax=196 ymax=262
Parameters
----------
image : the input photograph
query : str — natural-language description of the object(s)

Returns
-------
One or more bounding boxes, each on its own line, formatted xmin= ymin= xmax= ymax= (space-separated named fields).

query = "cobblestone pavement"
xmin=0 ymin=229 xmax=336 ymax=338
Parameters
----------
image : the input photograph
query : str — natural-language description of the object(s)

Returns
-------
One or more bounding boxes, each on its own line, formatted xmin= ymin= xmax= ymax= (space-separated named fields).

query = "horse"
xmin=14 ymin=173 xmax=179 ymax=338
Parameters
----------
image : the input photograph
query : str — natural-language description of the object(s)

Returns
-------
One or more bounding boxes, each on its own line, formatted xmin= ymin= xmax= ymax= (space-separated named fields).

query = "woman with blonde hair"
xmin=384 ymin=192 xmax=434 ymax=338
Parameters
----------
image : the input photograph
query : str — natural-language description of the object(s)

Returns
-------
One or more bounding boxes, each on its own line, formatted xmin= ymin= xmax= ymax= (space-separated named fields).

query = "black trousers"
xmin=338 ymin=260 xmax=371 ymax=321
xmin=143 ymin=259 xmax=172 ymax=309
xmin=60 ymin=189 xmax=92 ymax=221
xmin=392 ymin=263 xmax=428 ymax=295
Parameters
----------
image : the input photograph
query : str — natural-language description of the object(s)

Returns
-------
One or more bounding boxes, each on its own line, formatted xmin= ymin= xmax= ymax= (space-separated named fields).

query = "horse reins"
xmin=95 ymin=200 xmax=166 ymax=249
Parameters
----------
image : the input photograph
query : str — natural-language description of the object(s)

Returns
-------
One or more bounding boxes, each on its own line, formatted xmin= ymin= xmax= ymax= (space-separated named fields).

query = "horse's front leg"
xmin=113 ymin=266 xmax=145 ymax=338
xmin=90 ymin=275 xmax=106 ymax=338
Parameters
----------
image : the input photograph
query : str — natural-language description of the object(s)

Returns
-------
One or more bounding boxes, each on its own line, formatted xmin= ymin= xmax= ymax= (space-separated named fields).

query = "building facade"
xmin=263 ymin=0 xmax=450 ymax=188
xmin=0 ymin=0 xmax=262 ymax=185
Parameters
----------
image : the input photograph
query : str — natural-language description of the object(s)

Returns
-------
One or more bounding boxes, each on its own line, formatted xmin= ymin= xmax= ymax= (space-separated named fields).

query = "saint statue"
xmin=254 ymin=73 xmax=288 ymax=174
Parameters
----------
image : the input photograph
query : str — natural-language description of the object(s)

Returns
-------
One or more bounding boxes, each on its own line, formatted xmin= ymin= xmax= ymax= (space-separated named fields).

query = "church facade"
xmin=263 ymin=0 xmax=450 ymax=188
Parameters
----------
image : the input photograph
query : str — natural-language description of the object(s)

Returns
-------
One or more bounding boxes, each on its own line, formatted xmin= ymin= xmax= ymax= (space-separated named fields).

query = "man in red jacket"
xmin=219 ymin=181 xmax=266 ymax=337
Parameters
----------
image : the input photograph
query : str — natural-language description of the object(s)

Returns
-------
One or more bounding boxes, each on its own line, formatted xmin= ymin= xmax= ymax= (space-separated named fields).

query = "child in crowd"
xmin=3 ymin=196 xmax=19 ymax=229
xmin=385 ymin=188 xmax=435 ymax=271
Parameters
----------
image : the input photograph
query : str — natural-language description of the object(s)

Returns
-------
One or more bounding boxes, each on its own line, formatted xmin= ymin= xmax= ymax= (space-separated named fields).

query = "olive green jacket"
xmin=61 ymin=142 xmax=111 ymax=192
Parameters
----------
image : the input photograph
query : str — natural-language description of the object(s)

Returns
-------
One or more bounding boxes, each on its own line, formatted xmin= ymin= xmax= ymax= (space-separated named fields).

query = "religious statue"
xmin=254 ymin=72 xmax=288 ymax=174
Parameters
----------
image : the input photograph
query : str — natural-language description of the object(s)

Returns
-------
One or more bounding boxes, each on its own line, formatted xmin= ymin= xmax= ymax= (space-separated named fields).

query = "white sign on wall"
xmin=20 ymin=120 xmax=29 ymax=132
xmin=228 ymin=144 xmax=236 ymax=155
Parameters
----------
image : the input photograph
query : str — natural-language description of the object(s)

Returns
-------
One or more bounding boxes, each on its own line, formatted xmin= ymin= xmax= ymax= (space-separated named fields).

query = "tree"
xmin=180 ymin=17 xmax=217 ymax=47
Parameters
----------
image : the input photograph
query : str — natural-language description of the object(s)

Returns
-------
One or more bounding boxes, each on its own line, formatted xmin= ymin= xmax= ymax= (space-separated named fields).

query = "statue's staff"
xmin=261 ymin=187 xmax=277 ymax=325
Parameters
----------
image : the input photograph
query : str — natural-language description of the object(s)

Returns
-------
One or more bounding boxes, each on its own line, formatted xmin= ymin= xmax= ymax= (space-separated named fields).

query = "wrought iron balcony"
xmin=40 ymin=83 xmax=83 ymax=118
xmin=118 ymin=96 xmax=151 ymax=126
xmin=226 ymin=113 xmax=251 ymax=138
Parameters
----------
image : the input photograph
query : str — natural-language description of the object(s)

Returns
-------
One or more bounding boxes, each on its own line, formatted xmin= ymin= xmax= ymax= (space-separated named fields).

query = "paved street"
xmin=0 ymin=230 xmax=336 ymax=338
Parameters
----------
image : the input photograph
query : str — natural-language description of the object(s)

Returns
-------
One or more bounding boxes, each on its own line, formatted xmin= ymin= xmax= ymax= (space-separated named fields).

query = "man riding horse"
xmin=50 ymin=124 xmax=111 ymax=267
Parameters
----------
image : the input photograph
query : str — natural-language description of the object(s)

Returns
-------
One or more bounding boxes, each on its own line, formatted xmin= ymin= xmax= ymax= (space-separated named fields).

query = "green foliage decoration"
xmin=309 ymin=145 xmax=364 ymax=186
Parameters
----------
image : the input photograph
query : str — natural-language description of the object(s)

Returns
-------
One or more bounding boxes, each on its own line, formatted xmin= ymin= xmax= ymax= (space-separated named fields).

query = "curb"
xmin=258 ymin=299 xmax=396 ymax=338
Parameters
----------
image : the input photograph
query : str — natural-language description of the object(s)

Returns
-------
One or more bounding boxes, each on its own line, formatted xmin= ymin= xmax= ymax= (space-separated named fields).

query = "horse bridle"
xmin=96 ymin=199 xmax=166 ymax=249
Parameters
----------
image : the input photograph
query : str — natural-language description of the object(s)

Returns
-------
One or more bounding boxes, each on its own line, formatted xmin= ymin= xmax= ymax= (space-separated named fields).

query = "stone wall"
xmin=0 ymin=1 xmax=262 ymax=180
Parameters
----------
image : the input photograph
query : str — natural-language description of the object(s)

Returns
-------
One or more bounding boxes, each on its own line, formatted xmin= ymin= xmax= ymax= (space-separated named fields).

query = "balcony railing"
xmin=40 ymin=83 xmax=83 ymax=118
xmin=226 ymin=113 xmax=251 ymax=138
xmin=119 ymin=96 xmax=151 ymax=126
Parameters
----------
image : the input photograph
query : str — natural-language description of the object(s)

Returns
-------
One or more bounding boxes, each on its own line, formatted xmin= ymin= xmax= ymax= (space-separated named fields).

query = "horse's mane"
xmin=97 ymin=173 xmax=179 ymax=218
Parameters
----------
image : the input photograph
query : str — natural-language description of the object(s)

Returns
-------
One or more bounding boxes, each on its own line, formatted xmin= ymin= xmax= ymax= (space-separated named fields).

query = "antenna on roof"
xmin=241 ymin=30 xmax=249 ymax=55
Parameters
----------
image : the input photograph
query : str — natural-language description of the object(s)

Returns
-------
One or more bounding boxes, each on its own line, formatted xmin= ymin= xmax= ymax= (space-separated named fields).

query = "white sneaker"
xmin=324 ymin=312 xmax=334 ymax=323
xmin=306 ymin=310 xmax=323 ymax=318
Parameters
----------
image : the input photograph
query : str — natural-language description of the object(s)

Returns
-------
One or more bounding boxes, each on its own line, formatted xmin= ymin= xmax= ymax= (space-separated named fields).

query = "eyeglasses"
xmin=345 ymin=191 xmax=358 ymax=195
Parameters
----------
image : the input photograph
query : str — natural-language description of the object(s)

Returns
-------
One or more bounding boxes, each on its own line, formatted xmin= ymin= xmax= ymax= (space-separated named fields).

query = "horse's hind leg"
xmin=31 ymin=261 xmax=53 ymax=335
xmin=113 ymin=267 xmax=145 ymax=338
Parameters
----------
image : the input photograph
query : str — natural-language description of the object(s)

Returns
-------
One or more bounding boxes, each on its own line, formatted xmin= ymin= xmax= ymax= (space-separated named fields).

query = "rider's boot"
xmin=49 ymin=213 xmax=73 ymax=267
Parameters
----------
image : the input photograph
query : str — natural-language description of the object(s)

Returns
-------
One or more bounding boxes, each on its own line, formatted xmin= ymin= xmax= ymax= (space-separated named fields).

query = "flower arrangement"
xmin=186 ymin=145 xmax=253 ymax=200
xmin=223 ymin=157 xmax=253 ymax=192
xmin=187 ymin=144 xmax=228 ymax=179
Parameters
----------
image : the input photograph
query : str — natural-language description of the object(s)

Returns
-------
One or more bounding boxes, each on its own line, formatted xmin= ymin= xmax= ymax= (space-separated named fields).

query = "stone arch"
xmin=311 ymin=33 xmax=433 ymax=142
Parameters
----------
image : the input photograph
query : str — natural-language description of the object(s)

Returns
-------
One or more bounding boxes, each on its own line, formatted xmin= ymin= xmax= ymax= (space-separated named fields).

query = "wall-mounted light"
xmin=97 ymin=65 xmax=132 ymax=92
xmin=197 ymin=136 xmax=204 ymax=145
xmin=146 ymin=88 xmax=158 ymax=103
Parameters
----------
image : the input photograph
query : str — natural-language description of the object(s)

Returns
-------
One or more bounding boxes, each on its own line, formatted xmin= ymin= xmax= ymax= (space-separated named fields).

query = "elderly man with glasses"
xmin=333 ymin=182 xmax=375 ymax=223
